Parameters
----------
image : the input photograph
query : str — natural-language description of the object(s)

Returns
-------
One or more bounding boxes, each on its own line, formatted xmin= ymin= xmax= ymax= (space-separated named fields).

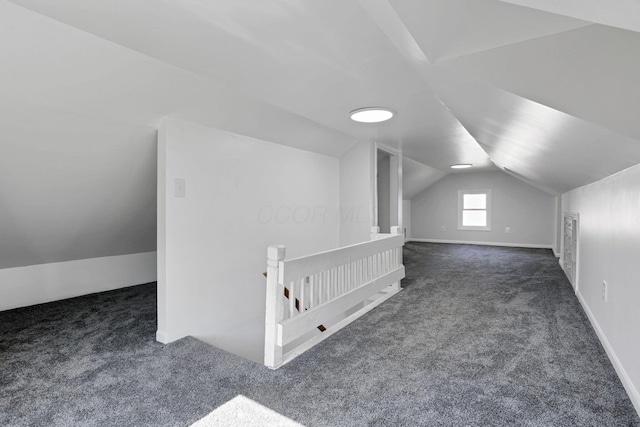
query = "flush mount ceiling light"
xmin=349 ymin=107 xmax=394 ymax=123
xmin=450 ymin=164 xmax=472 ymax=169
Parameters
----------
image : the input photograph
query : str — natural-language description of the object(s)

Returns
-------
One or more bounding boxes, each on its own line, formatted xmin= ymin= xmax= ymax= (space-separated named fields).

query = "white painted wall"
xmin=555 ymin=196 xmax=563 ymax=256
xmin=0 ymin=252 xmax=157 ymax=311
xmin=403 ymin=200 xmax=411 ymax=240
xmin=339 ymin=141 xmax=375 ymax=246
xmin=411 ymin=171 xmax=555 ymax=247
xmin=402 ymin=157 xmax=447 ymax=200
xmin=562 ymin=163 xmax=640 ymax=414
xmin=0 ymin=113 xmax=157 ymax=271
xmin=157 ymin=118 xmax=340 ymax=362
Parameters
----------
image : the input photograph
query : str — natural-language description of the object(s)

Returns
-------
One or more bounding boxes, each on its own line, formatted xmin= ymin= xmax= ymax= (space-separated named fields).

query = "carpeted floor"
xmin=1 ymin=242 xmax=638 ymax=426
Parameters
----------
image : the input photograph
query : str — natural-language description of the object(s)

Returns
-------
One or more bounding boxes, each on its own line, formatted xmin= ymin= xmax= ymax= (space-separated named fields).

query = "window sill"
xmin=458 ymin=226 xmax=492 ymax=231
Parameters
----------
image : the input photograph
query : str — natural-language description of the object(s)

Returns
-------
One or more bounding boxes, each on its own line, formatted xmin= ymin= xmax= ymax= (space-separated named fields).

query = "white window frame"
xmin=458 ymin=190 xmax=491 ymax=231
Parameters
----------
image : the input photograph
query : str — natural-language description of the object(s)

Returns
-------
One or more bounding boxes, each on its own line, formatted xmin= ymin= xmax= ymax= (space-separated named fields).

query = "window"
xmin=458 ymin=190 xmax=491 ymax=231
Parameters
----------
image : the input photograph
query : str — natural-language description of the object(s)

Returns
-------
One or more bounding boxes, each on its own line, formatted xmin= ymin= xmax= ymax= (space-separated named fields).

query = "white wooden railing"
xmin=264 ymin=226 xmax=405 ymax=369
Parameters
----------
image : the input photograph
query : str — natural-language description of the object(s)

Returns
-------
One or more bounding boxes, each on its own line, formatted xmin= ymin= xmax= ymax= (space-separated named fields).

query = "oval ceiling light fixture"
xmin=450 ymin=164 xmax=472 ymax=169
xmin=349 ymin=107 xmax=394 ymax=123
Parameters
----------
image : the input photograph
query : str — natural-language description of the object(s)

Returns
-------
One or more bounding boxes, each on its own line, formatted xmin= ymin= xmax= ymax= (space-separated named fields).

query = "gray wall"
xmin=411 ymin=171 xmax=555 ymax=246
xmin=0 ymin=123 xmax=157 ymax=269
xmin=403 ymin=200 xmax=411 ymax=240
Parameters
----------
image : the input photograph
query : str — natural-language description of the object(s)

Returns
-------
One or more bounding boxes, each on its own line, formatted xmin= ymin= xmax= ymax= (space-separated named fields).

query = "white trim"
xmin=156 ymin=329 xmax=188 ymax=345
xmin=0 ymin=252 xmax=157 ymax=311
xmin=408 ymin=238 xmax=553 ymax=250
xmin=562 ymin=211 xmax=580 ymax=293
xmin=277 ymin=286 xmax=402 ymax=369
xmin=553 ymin=249 xmax=561 ymax=258
xmin=458 ymin=189 xmax=492 ymax=231
xmin=576 ymin=292 xmax=640 ymax=417
xmin=375 ymin=142 xmax=401 ymax=157
xmin=374 ymin=143 xmax=403 ymax=233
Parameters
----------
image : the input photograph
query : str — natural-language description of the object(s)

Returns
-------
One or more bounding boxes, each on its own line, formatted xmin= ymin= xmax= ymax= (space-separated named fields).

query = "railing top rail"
xmin=279 ymin=233 xmax=404 ymax=284
xmin=283 ymin=233 xmax=400 ymax=264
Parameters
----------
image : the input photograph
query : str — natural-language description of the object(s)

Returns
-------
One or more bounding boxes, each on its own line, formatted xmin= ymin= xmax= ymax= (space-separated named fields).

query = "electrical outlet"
xmin=602 ymin=281 xmax=608 ymax=302
xmin=441 ymin=225 xmax=446 ymax=231
xmin=505 ymin=227 xmax=510 ymax=233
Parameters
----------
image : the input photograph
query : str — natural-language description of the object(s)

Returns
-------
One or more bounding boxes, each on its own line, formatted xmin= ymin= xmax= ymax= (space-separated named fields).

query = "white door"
xmin=563 ymin=213 xmax=578 ymax=290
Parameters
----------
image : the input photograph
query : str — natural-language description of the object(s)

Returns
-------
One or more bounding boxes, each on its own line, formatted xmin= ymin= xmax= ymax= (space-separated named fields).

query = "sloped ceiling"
xmin=2 ymin=0 xmax=640 ymax=267
xmin=498 ymin=0 xmax=640 ymax=33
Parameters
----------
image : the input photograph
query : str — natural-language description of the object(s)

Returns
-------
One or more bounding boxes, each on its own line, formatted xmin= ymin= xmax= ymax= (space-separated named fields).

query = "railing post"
xmin=390 ymin=226 xmax=403 ymax=291
xmin=265 ymin=245 xmax=286 ymax=369
xmin=370 ymin=226 xmax=380 ymax=240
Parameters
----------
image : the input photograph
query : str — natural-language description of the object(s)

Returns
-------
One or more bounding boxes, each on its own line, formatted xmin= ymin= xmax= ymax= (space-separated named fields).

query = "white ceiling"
xmin=498 ymin=0 xmax=640 ymax=33
xmin=7 ymin=0 xmax=640 ymax=196
xmin=2 ymin=0 xmax=640 ymax=267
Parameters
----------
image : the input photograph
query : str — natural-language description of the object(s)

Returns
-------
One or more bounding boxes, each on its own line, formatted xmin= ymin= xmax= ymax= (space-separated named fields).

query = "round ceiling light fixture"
xmin=349 ymin=107 xmax=394 ymax=123
xmin=450 ymin=164 xmax=472 ymax=169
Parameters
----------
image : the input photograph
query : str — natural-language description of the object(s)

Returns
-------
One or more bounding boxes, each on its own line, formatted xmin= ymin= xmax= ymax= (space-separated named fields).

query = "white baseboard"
xmin=553 ymin=249 xmax=561 ymax=258
xmin=408 ymin=238 xmax=553 ymax=250
xmin=0 ymin=252 xmax=157 ymax=311
xmin=576 ymin=292 xmax=640 ymax=417
xmin=156 ymin=329 xmax=188 ymax=345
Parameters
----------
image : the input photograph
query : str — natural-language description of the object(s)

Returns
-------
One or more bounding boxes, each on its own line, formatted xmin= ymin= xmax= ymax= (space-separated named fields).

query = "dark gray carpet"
xmin=1 ymin=242 xmax=638 ymax=426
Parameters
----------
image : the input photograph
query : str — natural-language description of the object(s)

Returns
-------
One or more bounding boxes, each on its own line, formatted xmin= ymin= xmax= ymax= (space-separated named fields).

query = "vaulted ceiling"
xmin=5 ymin=0 xmax=640 ymax=195
xmin=1 ymin=0 xmax=640 ymax=267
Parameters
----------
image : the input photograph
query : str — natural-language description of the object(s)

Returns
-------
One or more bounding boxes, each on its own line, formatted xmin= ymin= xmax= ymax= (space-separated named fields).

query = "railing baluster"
xmin=350 ymin=261 xmax=354 ymax=290
xmin=327 ymin=269 xmax=331 ymax=301
xmin=346 ymin=263 xmax=350 ymax=291
xmin=332 ymin=267 xmax=337 ymax=300
xmin=362 ymin=257 xmax=366 ymax=283
xmin=312 ymin=274 xmax=316 ymax=307
xmin=385 ymin=250 xmax=390 ymax=273
xmin=353 ymin=260 xmax=357 ymax=289
xmin=289 ymin=281 xmax=295 ymax=318
xmin=383 ymin=251 xmax=387 ymax=274
xmin=266 ymin=233 xmax=405 ymax=369
xmin=323 ymin=270 xmax=327 ymax=304
xmin=342 ymin=264 xmax=346 ymax=294
xmin=343 ymin=264 xmax=347 ymax=293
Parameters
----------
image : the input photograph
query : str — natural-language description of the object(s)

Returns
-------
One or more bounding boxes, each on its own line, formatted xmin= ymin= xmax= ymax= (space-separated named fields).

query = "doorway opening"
xmin=375 ymin=146 xmax=402 ymax=234
xmin=562 ymin=212 xmax=579 ymax=291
